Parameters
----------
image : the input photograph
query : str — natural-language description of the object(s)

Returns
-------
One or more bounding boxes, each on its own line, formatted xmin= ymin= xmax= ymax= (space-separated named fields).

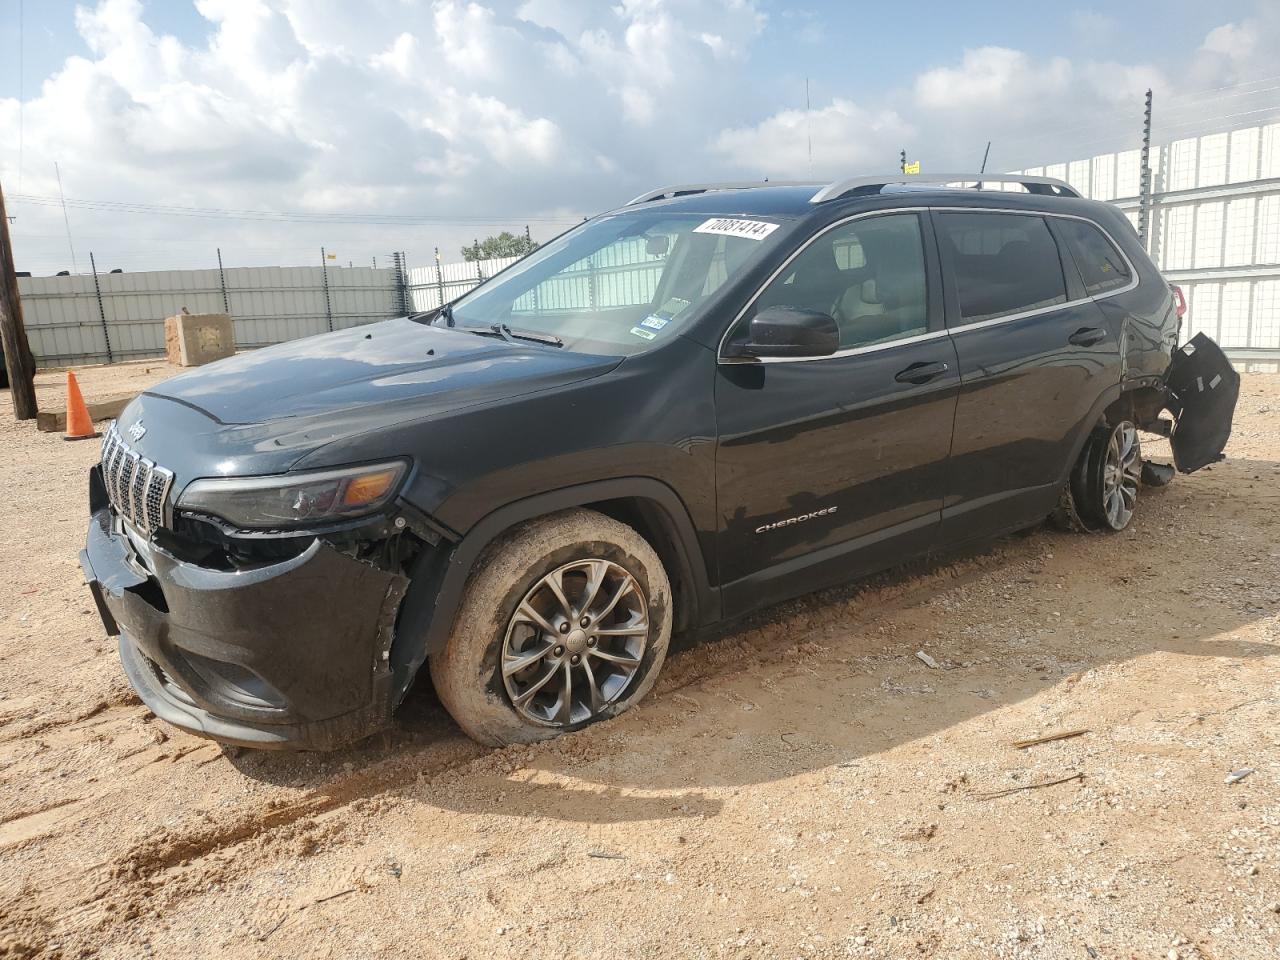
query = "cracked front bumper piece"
xmin=80 ymin=477 xmax=409 ymax=750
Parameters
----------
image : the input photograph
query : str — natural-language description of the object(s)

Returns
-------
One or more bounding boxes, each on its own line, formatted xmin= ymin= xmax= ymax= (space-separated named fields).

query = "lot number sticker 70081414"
xmin=692 ymin=218 xmax=780 ymax=241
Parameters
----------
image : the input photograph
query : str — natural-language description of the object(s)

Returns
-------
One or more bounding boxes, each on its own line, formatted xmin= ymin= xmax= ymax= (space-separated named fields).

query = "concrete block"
xmin=165 ymin=313 xmax=235 ymax=366
xmin=36 ymin=393 xmax=136 ymax=433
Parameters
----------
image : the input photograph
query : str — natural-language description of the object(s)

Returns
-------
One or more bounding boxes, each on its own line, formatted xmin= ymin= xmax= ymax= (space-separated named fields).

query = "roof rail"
xmin=810 ymin=173 xmax=1081 ymax=204
xmin=626 ymin=181 xmax=814 ymax=205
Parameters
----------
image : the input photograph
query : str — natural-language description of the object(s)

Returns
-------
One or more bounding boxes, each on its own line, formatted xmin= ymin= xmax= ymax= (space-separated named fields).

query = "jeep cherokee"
xmin=80 ymin=173 xmax=1239 ymax=749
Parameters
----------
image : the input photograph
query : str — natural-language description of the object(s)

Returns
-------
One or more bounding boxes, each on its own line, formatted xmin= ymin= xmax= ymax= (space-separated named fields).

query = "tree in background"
xmin=462 ymin=227 xmax=539 ymax=261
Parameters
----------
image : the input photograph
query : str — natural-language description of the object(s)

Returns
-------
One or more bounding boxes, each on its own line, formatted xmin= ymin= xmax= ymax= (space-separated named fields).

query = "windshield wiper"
xmin=478 ymin=322 xmax=563 ymax=347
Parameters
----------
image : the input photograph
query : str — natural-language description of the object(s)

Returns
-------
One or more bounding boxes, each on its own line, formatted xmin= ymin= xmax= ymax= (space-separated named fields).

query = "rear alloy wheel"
xmin=431 ymin=508 xmax=671 ymax=746
xmin=1072 ymin=419 xmax=1143 ymax=532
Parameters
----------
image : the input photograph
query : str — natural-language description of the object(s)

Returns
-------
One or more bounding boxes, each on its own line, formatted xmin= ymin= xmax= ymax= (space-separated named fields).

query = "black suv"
xmin=81 ymin=173 xmax=1238 ymax=750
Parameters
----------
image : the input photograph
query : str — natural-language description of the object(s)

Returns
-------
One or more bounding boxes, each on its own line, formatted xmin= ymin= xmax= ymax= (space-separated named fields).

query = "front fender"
xmin=388 ymin=477 xmax=715 ymax=705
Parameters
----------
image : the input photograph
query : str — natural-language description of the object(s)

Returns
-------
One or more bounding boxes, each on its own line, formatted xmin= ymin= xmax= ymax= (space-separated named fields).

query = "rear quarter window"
xmin=1055 ymin=218 xmax=1133 ymax=296
xmin=937 ymin=212 xmax=1068 ymax=324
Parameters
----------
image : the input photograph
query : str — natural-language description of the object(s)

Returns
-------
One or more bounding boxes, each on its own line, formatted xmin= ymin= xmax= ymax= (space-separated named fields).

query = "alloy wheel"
xmin=1101 ymin=421 xmax=1142 ymax=530
xmin=501 ymin=559 xmax=649 ymax=726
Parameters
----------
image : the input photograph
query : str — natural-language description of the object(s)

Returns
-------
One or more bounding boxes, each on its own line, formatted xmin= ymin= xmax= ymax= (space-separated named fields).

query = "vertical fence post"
xmin=89 ymin=251 xmax=113 ymax=363
xmin=216 ymin=247 xmax=231 ymax=315
xmin=393 ymin=251 xmax=410 ymax=315
xmin=320 ymin=246 xmax=334 ymax=332
xmin=434 ymin=247 xmax=444 ymax=308
xmin=1139 ymin=88 xmax=1153 ymax=252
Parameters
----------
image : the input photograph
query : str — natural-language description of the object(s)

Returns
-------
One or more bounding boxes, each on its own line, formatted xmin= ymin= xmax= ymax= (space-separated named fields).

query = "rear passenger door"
xmin=934 ymin=210 xmax=1123 ymax=544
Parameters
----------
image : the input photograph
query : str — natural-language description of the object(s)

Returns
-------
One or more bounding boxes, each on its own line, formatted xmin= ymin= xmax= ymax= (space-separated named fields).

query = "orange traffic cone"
xmin=64 ymin=371 xmax=101 ymax=441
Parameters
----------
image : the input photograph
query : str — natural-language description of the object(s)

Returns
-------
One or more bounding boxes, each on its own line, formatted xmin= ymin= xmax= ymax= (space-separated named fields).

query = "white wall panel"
xmin=1194 ymin=202 xmax=1224 ymax=269
xmin=1253 ymin=280 xmax=1280 ymax=349
xmin=1198 ymin=132 xmax=1229 ymax=187
xmin=1224 ymin=198 xmax=1257 ymax=267
xmin=19 ymin=264 xmax=403 ymax=366
xmin=1228 ymin=127 xmax=1260 ymax=182
xmin=1219 ymin=281 xmax=1252 ymax=347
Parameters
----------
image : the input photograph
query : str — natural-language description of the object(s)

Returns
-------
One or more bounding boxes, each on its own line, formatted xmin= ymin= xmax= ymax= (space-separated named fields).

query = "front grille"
xmin=100 ymin=424 xmax=175 ymax=534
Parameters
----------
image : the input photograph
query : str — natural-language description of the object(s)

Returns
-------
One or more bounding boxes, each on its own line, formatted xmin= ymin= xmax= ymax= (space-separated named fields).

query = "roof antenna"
xmin=55 ymin=160 xmax=79 ymax=274
xmin=977 ymin=140 xmax=991 ymax=190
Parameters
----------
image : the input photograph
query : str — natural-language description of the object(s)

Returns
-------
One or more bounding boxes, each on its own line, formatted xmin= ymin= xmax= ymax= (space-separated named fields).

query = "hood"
xmin=145 ymin=317 xmax=621 ymax=425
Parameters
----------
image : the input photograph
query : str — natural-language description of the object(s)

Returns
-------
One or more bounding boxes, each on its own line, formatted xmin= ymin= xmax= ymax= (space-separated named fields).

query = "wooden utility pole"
xmin=0 ymin=180 xmax=38 ymax=420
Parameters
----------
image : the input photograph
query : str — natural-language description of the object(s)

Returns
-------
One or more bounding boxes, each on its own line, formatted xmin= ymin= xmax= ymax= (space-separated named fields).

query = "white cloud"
xmin=1202 ymin=21 xmax=1256 ymax=59
xmin=1 ymin=0 xmax=1278 ymax=275
xmin=0 ymin=0 xmax=768 ymax=271
xmin=715 ymin=99 xmax=913 ymax=178
xmin=915 ymin=48 xmax=1073 ymax=114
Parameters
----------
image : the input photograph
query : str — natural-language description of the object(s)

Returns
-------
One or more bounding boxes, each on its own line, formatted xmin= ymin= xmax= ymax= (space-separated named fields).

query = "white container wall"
xmin=1018 ymin=120 xmax=1280 ymax=361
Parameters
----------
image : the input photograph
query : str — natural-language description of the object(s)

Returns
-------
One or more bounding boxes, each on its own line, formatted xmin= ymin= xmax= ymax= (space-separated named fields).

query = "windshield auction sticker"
xmin=693 ymin=218 xmax=780 ymax=241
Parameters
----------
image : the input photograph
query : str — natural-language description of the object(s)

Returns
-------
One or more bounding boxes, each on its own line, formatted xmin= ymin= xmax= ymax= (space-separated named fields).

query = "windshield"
xmin=438 ymin=210 xmax=791 ymax=354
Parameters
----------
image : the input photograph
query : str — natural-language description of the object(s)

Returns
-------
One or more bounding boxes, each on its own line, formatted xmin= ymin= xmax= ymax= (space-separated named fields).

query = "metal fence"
xmin=406 ymin=255 xmax=521 ymax=312
xmin=19 ymin=263 xmax=407 ymax=368
xmin=1014 ymin=121 xmax=1280 ymax=365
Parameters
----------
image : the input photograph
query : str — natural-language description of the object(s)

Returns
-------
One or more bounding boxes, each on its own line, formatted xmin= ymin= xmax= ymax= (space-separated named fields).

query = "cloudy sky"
xmin=1 ymin=0 xmax=1278 ymax=275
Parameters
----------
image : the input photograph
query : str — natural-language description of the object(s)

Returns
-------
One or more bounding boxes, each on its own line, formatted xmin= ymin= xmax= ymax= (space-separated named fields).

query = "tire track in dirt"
xmin=0 ymin=796 xmax=88 ymax=848
xmin=102 ymin=539 xmax=1020 ymax=884
xmin=21 ymin=531 xmax=1028 ymax=958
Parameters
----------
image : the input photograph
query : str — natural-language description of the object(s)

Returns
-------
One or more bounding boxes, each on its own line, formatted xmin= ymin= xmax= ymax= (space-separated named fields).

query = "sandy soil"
xmin=1 ymin=363 xmax=1278 ymax=960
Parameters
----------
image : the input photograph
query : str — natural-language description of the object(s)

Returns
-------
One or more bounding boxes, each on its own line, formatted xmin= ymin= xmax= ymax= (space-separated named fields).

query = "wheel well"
xmin=584 ymin=497 xmax=698 ymax=635
xmin=1103 ymin=384 xmax=1167 ymax=432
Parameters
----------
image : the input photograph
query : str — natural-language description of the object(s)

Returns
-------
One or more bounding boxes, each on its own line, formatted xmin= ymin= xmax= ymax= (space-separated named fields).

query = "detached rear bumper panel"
xmin=1165 ymin=333 xmax=1240 ymax=473
xmin=81 ymin=495 xmax=408 ymax=750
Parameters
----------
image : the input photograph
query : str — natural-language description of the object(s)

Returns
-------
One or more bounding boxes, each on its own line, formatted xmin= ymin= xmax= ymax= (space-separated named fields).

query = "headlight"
xmin=176 ymin=461 xmax=407 ymax=529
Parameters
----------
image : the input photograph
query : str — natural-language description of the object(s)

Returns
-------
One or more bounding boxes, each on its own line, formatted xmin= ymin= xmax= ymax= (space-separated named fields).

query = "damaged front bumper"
xmin=80 ymin=470 xmax=410 ymax=750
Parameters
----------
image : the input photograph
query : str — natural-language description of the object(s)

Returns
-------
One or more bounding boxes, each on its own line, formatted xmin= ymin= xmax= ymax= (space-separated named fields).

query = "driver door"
xmin=714 ymin=211 xmax=959 ymax=615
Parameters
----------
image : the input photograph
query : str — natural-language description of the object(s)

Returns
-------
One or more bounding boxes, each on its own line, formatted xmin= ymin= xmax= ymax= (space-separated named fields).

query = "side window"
xmin=1055 ymin=218 xmax=1133 ymax=296
xmin=749 ymin=213 xmax=928 ymax=350
xmin=937 ymin=213 xmax=1068 ymax=324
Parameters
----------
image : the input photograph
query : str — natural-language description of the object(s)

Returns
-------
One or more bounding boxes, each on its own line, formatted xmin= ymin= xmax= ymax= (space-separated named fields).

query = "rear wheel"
xmin=431 ymin=508 xmax=672 ymax=746
xmin=1071 ymin=420 xmax=1142 ymax=532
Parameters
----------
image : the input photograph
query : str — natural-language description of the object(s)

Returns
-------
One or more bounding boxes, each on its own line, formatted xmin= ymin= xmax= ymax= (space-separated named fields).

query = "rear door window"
xmin=1055 ymin=218 xmax=1133 ymax=295
xmin=937 ymin=213 xmax=1068 ymax=324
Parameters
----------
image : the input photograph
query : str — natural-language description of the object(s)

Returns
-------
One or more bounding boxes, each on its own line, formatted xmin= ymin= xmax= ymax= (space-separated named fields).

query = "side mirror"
xmin=726 ymin=306 xmax=840 ymax=360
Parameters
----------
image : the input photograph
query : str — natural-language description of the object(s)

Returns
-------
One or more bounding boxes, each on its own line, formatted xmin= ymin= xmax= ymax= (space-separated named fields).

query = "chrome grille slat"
xmin=99 ymin=423 xmax=174 ymax=535
xmin=102 ymin=433 xmax=121 ymax=504
xmin=129 ymin=455 xmax=148 ymax=521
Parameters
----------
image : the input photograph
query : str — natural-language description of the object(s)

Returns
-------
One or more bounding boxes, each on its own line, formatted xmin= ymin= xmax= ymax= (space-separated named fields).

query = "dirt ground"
xmin=2 ymin=361 xmax=1279 ymax=960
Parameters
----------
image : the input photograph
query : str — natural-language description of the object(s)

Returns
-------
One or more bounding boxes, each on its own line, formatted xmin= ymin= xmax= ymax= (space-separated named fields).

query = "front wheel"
xmin=431 ymin=508 xmax=672 ymax=746
xmin=1072 ymin=420 xmax=1143 ymax=531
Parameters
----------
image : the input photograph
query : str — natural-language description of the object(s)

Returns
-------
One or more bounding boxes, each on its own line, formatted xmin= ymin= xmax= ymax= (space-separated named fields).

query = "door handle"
xmin=894 ymin=360 xmax=950 ymax=384
xmin=1068 ymin=326 xmax=1107 ymax=347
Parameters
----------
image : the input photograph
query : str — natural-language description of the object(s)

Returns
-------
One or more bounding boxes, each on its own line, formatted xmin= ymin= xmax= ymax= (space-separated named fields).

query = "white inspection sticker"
xmin=693 ymin=217 xmax=780 ymax=241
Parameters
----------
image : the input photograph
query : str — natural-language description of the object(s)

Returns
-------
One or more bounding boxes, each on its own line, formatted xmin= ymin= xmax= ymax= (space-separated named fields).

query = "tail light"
xmin=1171 ymin=284 xmax=1187 ymax=319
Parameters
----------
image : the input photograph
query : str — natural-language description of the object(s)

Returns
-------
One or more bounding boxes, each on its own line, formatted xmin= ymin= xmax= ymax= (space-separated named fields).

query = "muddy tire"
xmin=1070 ymin=420 xmax=1142 ymax=532
xmin=431 ymin=508 xmax=672 ymax=747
